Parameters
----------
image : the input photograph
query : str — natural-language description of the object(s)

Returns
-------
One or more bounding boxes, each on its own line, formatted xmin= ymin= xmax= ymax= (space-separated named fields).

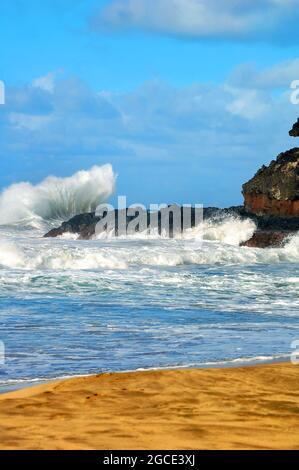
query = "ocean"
xmin=0 ymin=166 xmax=299 ymax=393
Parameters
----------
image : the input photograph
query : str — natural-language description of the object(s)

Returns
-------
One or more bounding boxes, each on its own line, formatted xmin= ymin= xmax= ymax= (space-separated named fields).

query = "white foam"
xmin=0 ymin=212 xmax=299 ymax=270
xmin=0 ymin=165 xmax=116 ymax=227
xmin=57 ymin=232 xmax=80 ymax=240
xmin=94 ymin=215 xmax=256 ymax=246
xmin=281 ymin=232 xmax=299 ymax=260
xmin=201 ymin=216 xmax=256 ymax=246
xmin=0 ymin=241 xmax=26 ymax=268
xmin=0 ymin=228 xmax=299 ymax=271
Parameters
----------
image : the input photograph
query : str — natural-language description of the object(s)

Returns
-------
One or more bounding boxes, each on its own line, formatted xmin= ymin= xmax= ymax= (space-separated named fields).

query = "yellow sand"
xmin=0 ymin=363 xmax=298 ymax=450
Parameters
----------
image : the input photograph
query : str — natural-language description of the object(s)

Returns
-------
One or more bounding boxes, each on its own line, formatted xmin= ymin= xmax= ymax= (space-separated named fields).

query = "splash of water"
xmin=0 ymin=165 xmax=116 ymax=227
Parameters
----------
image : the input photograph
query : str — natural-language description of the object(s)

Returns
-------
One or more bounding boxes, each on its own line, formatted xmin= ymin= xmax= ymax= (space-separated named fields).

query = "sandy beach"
xmin=0 ymin=363 xmax=298 ymax=450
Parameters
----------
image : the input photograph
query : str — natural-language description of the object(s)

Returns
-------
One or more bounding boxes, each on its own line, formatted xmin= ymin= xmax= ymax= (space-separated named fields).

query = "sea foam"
xmin=0 ymin=223 xmax=299 ymax=270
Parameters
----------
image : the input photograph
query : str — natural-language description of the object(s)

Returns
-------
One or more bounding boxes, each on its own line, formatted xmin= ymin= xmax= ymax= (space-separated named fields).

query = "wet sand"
xmin=0 ymin=363 xmax=298 ymax=450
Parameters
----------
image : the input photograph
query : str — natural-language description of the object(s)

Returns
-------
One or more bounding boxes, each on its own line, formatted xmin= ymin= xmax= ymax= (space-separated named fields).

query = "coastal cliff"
xmin=242 ymin=147 xmax=299 ymax=217
xmin=241 ymin=118 xmax=299 ymax=247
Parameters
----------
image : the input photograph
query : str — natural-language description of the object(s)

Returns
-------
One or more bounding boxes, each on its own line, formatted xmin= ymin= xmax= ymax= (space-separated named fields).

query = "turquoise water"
xmin=0 ymin=222 xmax=299 ymax=392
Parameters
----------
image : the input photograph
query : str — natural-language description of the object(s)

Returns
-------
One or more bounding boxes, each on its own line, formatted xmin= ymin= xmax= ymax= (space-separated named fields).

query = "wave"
xmin=1 ymin=229 xmax=299 ymax=270
xmin=0 ymin=354 xmax=288 ymax=392
xmin=135 ymin=354 xmax=290 ymax=371
xmin=0 ymin=165 xmax=116 ymax=227
xmin=93 ymin=216 xmax=256 ymax=246
xmin=189 ymin=216 xmax=257 ymax=246
xmin=94 ymin=216 xmax=257 ymax=247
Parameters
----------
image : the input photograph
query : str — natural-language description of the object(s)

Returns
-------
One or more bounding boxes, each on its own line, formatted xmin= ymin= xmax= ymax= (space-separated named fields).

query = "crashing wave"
xmin=0 ymin=226 xmax=299 ymax=270
xmin=0 ymin=165 xmax=116 ymax=227
xmin=186 ymin=216 xmax=257 ymax=246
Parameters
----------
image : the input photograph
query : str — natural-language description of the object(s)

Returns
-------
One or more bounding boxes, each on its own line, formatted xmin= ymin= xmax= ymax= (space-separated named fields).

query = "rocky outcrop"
xmin=242 ymin=147 xmax=299 ymax=217
xmin=44 ymin=205 xmax=299 ymax=248
xmin=45 ymin=213 xmax=98 ymax=239
xmin=45 ymin=207 xmax=244 ymax=240
xmin=241 ymin=231 xmax=291 ymax=249
xmin=289 ymin=118 xmax=299 ymax=137
xmin=240 ymin=118 xmax=299 ymax=246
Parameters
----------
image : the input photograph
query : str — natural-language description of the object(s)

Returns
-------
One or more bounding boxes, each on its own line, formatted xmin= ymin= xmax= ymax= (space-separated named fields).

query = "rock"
xmin=44 ymin=205 xmax=299 ymax=248
xmin=289 ymin=118 xmax=299 ymax=137
xmin=44 ymin=213 xmax=99 ymax=239
xmin=241 ymin=231 xmax=291 ymax=249
xmin=241 ymin=118 xmax=299 ymax=243
xmin=242 ymin=147 xmax=299 ymax=216
xmin=44 ymin=207 xmax=244 ymax=240
xmin=252 ymin=214 xmax=299 ymax=231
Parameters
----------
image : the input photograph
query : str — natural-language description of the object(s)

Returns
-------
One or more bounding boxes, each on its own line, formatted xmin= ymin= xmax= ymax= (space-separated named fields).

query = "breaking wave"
xmin=0 ymin=228 xmax=299 ymax=271
xmin=0 ymin=165 xmax=116 ymax=227
xmin=191 ymin=216 xmax=256 ymax=246
xmin=94 ymin=216 xmax=257 ymax=246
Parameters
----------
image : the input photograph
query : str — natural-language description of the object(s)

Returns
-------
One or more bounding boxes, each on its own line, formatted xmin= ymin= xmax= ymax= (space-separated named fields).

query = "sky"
xmin=1 ymin=0 xmax=299 ymax=207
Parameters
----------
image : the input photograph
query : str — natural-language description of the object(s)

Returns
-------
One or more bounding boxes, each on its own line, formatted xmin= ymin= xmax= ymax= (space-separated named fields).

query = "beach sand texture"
xmin=0 ymin=363 xmax=298 ymax=450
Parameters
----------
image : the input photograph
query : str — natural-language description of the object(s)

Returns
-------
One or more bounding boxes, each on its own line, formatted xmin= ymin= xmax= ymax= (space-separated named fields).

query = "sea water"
xmin=0 ymin=166 xmax=299 ymax=392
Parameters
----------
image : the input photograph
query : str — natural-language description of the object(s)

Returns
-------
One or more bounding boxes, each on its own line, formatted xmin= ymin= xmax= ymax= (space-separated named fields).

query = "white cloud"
xmin=225 ymin=87 xmax=271 ymax=119
xmin=94 ymin=0 xmax=299 ymax=42
xmin=32 ymin=72 xmax=57 ymax=93
xmin=229 ymin=59 xmax=299 ymax=89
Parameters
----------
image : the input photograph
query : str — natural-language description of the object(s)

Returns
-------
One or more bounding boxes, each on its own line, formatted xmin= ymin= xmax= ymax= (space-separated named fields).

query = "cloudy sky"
xmin=1 ymin=0 xmax=299 ymax=206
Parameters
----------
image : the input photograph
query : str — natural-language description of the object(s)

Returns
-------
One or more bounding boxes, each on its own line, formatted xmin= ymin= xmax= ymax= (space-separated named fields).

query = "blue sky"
xmin=1 ymin=0 xmax=299 ymax=207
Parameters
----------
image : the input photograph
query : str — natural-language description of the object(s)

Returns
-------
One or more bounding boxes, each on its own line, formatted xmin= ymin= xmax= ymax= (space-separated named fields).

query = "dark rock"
xmin=43 ymin=205 xmax=299 ymax=248
xmin=289 ymin=118 xmax=299 ymax=137
xmin=44 ymin=213 xmax=99 ymax=239
xmin=241 ymin=231 xmax=291 ymax=249
xmin=44 ymin=206 xmax=244 ymax=240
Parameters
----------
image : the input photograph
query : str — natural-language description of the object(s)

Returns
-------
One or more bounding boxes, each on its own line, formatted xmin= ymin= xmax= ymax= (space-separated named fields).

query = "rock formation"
xmin=241 ymin=118 xmax=299 ymax=247
xmin=45 ymin=207 xmax=239 ymax=240
xmin=44 ymin=205 xmax=299 ymax=249
xmin=289 ymin=118 xmax=299 ymax=137
xmin=240 ymin=231 xmax=291 ymax=249
xmin=242 ymin=147 xmax=299 ymax=217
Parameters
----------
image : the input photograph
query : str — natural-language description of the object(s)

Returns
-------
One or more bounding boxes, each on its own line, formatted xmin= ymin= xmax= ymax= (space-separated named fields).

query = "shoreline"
xmin=0 ymin=362 xmax=298 ymax=450
xmin=0 ymin=354 xmax=290 ymax=395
